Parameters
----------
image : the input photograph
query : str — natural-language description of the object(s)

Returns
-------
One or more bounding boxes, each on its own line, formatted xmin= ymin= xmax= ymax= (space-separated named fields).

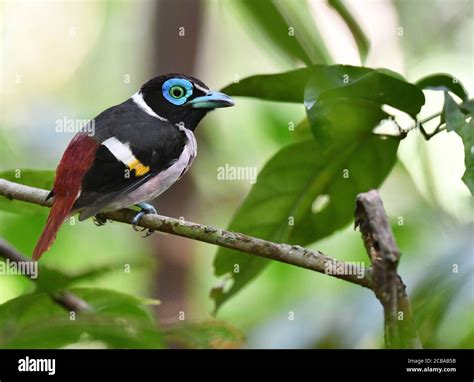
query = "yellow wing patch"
xmin=128 ymin=159 xmax=150 ymax=176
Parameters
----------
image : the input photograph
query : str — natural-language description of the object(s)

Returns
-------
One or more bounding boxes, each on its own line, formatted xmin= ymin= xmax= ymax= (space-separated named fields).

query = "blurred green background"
xmin=0 ymin=0 xmax=472 ymax=348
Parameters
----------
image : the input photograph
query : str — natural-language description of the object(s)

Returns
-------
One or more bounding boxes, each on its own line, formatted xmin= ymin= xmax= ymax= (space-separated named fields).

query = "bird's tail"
xmin=32 ymin=193 xmax=77 ymax=260
xmin=32 ymin=133 xmax=99 ymax=260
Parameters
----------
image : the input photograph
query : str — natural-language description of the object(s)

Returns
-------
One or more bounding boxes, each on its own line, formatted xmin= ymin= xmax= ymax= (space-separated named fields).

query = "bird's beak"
xmin=189 ymin=91 xmax=234 ymax=109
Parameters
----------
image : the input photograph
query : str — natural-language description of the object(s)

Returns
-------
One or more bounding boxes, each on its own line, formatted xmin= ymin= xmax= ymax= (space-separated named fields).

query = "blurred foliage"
xmin=0 ymin=288 xmax=164 ymax=349
xmin=327 ymin=0 xmax=369 ymax=63
xmin=163 ymin=320 xmax=244 ymax=349
xmin=0 ymin=0 xmax=473 ymax=349
xmin=233 ymin=0 xmax=331 ymax=64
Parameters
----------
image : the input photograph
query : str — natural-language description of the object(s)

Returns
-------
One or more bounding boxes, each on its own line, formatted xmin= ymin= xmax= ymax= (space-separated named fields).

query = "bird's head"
xmin=135 ymin=74 xmax=234 ymax=130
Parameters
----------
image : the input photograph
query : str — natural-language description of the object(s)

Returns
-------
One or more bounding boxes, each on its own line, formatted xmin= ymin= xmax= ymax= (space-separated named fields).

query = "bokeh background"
xmin=0 ymin=0 xmax=473 ymax=348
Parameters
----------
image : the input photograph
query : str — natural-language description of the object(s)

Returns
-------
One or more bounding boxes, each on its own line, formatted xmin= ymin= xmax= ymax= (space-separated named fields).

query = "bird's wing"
xmin=72 ymin=143 xmax=156 ymax=220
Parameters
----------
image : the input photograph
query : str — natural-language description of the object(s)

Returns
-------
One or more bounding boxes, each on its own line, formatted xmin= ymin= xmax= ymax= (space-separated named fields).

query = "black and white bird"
xmin=33 ymin=74 xmax=234 ymax=260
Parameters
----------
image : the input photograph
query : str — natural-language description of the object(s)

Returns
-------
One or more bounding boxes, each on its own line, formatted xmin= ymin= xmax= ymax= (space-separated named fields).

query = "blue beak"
xmin=190 ymin=91 xmax=234 ymax=109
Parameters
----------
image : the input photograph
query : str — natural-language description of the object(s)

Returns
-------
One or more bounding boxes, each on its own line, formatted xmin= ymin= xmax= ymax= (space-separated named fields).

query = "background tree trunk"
xmin=149 ymin=0 xmax=204 ymax=324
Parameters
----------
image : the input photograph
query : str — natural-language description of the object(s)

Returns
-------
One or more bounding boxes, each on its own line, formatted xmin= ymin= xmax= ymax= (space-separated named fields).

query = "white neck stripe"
xmin=132 ymin=91 xmax=168 ymax=122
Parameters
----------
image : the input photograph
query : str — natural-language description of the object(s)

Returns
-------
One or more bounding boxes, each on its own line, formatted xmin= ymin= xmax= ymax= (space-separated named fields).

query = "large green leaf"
xmin=222 ymin=66 xmax=424 ymax=122
xmin=443 ymin=93 xmax=474 ymax=194
xmin=328 ymin=0 xmax=370 ymax=62
xmin=313 ymin=72 xmax=424 ymax=117
xmin=233 ymin=0 xmax=330 ymax=65
xmin=0 ymin=288 xmax=164 ymax=349
xmin=306 ymin=71 xmax=424 ymax=144
xmin=416 ymin=73 xmax=469 ymax=101
xmin=0 ymin=169 xmax=54 ymax=214
xmin=221 ymin=65 xmax=371 ymax=102
xmin=212 ymin=134 xmax=399 ymax=311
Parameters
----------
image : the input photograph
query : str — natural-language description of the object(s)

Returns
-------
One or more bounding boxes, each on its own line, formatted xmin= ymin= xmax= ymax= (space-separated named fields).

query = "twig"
xmin=355 ymin=190 xmax=422 ymax=349
xmin=0 ymin=179 xmax=373 ymax=289
xmin=0 ymin=238 xmax=91 ymax=313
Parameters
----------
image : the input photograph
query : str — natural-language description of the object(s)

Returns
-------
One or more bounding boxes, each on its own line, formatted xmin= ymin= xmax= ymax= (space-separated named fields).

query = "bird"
xmin=33 ymin=74 xmax=234 ymax=260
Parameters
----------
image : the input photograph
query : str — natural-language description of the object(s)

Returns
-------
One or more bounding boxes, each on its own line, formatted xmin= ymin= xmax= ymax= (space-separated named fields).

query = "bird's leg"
xmin=131 ymin=203 xmax=157 ymax=237
xmin=93 ymin=213 xmax=108 ymax=226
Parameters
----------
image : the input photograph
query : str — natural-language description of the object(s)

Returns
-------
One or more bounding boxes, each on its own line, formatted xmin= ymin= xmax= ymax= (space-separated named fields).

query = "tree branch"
xmin=0 ymin=179 xmax=373 ymax=289
xmin=355 ymin=190 xmax=422 ymax=349
xmin=0 ymin=238 xmax=91 ymax=313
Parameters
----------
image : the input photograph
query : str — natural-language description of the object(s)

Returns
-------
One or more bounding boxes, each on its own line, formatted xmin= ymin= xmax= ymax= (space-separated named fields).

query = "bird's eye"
xmin=169 ymin=85 xmax=186 ymax=99
xmin=162 ymin=78 xmax=193 ymax=105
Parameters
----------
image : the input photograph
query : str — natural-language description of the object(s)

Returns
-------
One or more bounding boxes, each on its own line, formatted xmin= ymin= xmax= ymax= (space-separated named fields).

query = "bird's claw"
xmin=93 ymin=214 xmax=108 ymax=226
xmin=131 ymin=203 xmax=157 ymax=238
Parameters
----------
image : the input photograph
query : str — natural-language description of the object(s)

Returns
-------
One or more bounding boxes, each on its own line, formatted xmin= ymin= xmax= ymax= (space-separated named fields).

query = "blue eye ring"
xmin=162 ymin=78 xmax=193 ymax=105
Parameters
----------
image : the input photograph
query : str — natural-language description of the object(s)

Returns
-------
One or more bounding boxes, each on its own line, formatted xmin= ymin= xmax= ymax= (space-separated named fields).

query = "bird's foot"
xmin=131 ymin=203 xmax=157 ymax=238
xmin=93 ymin=213 xmax=108 ymax=226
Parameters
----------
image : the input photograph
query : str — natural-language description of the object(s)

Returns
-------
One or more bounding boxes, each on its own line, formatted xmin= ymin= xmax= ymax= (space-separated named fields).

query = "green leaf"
xmin=222 ymin=65 xmax=371 ymax=102
xmin=293 ymin=118 xmax=312 ymax=141
xmin=308 ymin=97 xmax=387 ymax=146
xmin=233 ymin=0 xmax=330 ymax=65
xmin=443 ymin=93 xmax=474 ymax=194
xmin=212 ymin=134 xmax=399 ymax=311
xmin=328 ymin=0 xmax=370 ymax=62
xmin=222 ymin=66 xmax=424 ymax=121
xmin=272 ymin=0 xmax=332 ymax=64
xmin=222 ymin=67 xmax=312 ymax=103
xmin=163 ymin=320 xmax=244 ymax=349
xmin=305 ymin=71 xmax=424 ymax=144
xmin=460 ymin=99 xmax=474 ymax=114
xmin=313 ymin=71 xmax=425 ymax=118
xmin=0 ymin=288 xmax=164 ymax=349
xmin=443 ymin=92 xmax=468 ymax=132
xmin=0 ymin=169 xmax=54 ymax=214
xmin=416 ymin=74 xmax=469 ymax=101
